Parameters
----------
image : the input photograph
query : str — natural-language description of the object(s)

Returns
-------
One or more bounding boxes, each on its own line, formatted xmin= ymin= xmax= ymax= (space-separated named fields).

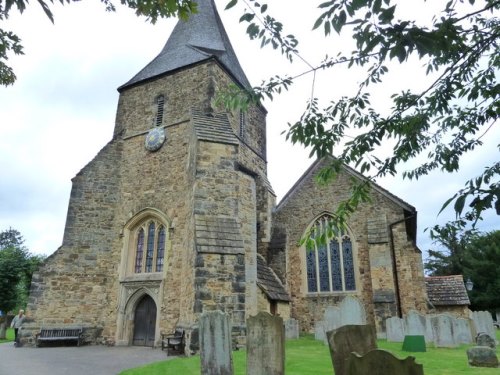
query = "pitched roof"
xmin=257 ymin=254 xmax=291 ymax=302
xmin=119 ymin=0 xmax=251 ymax=91
xmin=425 ymin=275 xmax=471 ymax=306
xmin=276 ymin=156 xmax=416 ymax=213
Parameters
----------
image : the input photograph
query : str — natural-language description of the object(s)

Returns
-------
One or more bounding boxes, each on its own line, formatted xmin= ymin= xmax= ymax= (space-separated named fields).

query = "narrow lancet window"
xmin=135 ymin=229 xmax=145 ymax=273
xmin=156 ymin=226 xmax=166 ymax=272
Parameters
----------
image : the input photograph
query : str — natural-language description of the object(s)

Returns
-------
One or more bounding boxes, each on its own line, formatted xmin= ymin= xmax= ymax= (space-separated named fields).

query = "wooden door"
xmin=132 ymin=295 xmax=156 ymax=346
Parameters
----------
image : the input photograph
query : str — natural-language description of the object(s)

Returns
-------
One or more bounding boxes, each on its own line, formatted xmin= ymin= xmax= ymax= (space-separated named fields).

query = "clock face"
xmin=145 ymin=127 xmax=166 ymax=152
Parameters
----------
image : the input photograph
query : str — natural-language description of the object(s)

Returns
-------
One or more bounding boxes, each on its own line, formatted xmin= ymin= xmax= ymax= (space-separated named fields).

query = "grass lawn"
xmin=120 ymin=330 xmax=500 ymax=375
xmin=0 ymin=328 xmax=14 ymax=343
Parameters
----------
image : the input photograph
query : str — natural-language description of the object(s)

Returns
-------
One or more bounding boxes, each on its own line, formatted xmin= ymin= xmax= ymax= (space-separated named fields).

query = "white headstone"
xmin=339 ymin=296 xmax=366 ymax=326
xmin=386 ymin=317 xmax=405 ymax=342
xmin=431 ymin=314 xmax=458 ymax=348
xmin=453 ymin=318 xmax=474 ymax=344
xmin=284 ymin=318 xmax=299 ymax=340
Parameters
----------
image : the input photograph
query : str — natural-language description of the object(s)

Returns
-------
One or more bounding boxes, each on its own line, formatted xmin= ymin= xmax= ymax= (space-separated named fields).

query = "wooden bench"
xmin=36 ymin=328 xmax=83 ymax=347
xmin=161 ymin=329 xmax=185 ymax=356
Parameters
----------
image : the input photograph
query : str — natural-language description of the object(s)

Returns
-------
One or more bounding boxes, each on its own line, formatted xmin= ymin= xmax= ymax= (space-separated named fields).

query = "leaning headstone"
xmin=467 ymin=346 xmax=499 ymax=368
xmin=199 ymin=310 xmax=233 ymax=375
xmin=314 ymin=321 xmax=326 ymax=342
xmin=386 ymin=316 xmax=405 ymax=342
xmin=339 ymin=296 xmax=366 ymax=326
xmin=326 ymin=324 xmax=377 ymax=375
xmin=347 ymin=349 xmax=424 ymax=375
xmin=247 ymin=312 xmax=285 ymax=375
xmin=471 ymin=311 xmax=496 ymax=342
xmin=284 ymin=318 xmax=299 ymax=340
xmin=453 ymin=318 xmax=473 ymax=344
xmin=476 ymin=332 xmax=496 ymax=349
xmin=430 ymin=314 xmax=457 ymax=348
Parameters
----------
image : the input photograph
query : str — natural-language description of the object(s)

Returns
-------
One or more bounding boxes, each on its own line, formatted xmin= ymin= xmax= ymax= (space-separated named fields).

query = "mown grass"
xmin=0 ymin=328 xmax=14 ymax=343
xmin=120 ymin=330 xmax=500 ymax=375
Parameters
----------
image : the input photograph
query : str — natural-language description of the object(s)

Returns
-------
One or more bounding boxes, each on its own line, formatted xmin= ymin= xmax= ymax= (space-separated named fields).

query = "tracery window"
xmin=133 ymin=219 xmax=167 ymax=274
xmin=306 ymin=215 xmax=356 ymax=293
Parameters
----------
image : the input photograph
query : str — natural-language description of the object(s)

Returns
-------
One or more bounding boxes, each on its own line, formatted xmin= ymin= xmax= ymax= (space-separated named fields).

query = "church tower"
xmin=27 ymin=0 xmax=277 ymax=349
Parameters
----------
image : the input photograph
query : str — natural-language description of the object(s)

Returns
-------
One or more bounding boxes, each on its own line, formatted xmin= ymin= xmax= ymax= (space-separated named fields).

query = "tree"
xmin=462 ymin=230 xmax=500 ymax=311
xmin=0 ymin=228 xmax=45 ymax=339
xmin=221 ymin=0 xmax=499 ymax=229
xmin=0 ymin=0 xmax=198 ymax=85
xmin=424 ymin=222 xmax=476 ymax=276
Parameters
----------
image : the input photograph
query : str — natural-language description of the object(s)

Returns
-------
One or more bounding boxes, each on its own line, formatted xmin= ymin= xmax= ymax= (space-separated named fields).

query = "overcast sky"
xmin=0 ymin=0 xmax=498 ymax=258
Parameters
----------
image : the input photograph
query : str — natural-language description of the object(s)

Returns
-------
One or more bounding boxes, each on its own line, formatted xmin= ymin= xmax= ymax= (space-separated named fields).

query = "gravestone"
xmin=247 ymin=312 xmax=285 ymax=375
xmin=405 ymin=311 xmax=426 ymax=336
xmin=402 ymin=335 xmax=426 ymax=352
xmin=453 ymin=318 xmax=473 ymax=344
xmin=430 ymin=315 xmax=457 ymax=348
xmin=347 ymin=349 xmax=424 ymax=375
xmin=386 ymin=316 xmax=405 ymax=342
xmin=326 ymin=324 xmax=377 ymax=375
xmin=339 ymin=296 xmax=367 ymax=326
xmin=471 ymin=311 xmax=496 ymax=342
xmin=284 ymin=318 xmax=299 ymax=340
xmin=314 ymin=321 xmax=326 ymax=342
xmin=199 ymin=310 xmax=233 ymax=375
xmin=467 ymin=346 xmax=499 ymax=368
xmin=476 ymin=332 xmax=496 ymax=349
xmin=324 ymin=306 xmax=341 ymax=333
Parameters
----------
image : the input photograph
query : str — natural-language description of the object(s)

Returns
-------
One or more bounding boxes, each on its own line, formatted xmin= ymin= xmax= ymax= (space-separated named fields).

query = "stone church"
xmin=26 ymin=0 xmax=428 ymax=349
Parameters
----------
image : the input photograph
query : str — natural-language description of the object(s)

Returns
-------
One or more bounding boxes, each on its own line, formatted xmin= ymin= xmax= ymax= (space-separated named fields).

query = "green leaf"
xmin=225 ymin=0 xmax=238 ymax=10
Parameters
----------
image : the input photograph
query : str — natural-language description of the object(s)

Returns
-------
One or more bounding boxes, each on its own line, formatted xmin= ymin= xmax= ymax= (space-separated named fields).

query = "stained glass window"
xmin=330 ymin=239 xmax=342 ymax=291
xmin=145 ymin=222 xmax=155 ymax=273
xmin=156 ymin=226 xmax=165 ymax=272
xmin=306 ymin=249 xmax=317 ymax=292
xmin=135 ymin=229 xmax=144 ymax=273
xmin=305 ymin=216 xmax=356 ymax=293
xmin=342 ymin=237 xmax=356 ymax=290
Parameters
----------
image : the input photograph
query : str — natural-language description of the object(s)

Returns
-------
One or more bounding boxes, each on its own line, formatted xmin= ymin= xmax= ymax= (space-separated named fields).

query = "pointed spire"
xmin=119 ymin=0 xmax=251 ymax=91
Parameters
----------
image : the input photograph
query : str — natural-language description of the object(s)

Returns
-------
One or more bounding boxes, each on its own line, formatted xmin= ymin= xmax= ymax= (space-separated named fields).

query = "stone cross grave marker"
xmin=199 ymin=310 xmax=234 ymax=375
xmin=347 ymin=349 xmax=424 ymax=375
xmin=326 ymin=324 xmax=377 ymax=375
xmin=246 ymin=312 xmax=285 ymax=375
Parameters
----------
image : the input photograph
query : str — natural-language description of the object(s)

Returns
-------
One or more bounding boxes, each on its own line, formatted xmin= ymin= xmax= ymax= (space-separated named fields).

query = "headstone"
xmin=339 ymin=296 xmax=367 ymax=326
xmin=247 ymin=312 xmax=285 ymax=375
xmin=453 ymin=318 xmax=473 ymax=344
xmin=405 ymin=311 xmax=426 ymax=336
xmin=471 ymin=311 xmax=496 ymax=342
xmin=476 ymin=332 xmax=496 ymax=349
xmin=324 ymin=306 xmax=341 ymax=333
xmin=284 ymin=318 xmax=299 ymax=340
xmin=347 ymin=349 xmax=424 ymax=375
xmin=326 ymin=324 xmax=377 ymax=375
xmin=314 ymin=321 xmax=326 ymax=342
xmin=466 ymin=346 xmax=499 ymax=368
xmin=199 ymin=310 xmax=233 ymax=375
xmin=386 ymin=317 xmax=405 ymax=342
xmin=430 ymin=314 xmax=457 ymax=348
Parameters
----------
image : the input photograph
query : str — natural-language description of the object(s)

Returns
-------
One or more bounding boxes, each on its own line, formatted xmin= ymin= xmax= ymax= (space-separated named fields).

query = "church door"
xmin=132 ymin=295 xmax=156 ymax=346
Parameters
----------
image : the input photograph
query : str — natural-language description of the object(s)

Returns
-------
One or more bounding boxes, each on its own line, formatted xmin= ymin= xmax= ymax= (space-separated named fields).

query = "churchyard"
xmin=120 ymin=330 xmax=500 ymax=375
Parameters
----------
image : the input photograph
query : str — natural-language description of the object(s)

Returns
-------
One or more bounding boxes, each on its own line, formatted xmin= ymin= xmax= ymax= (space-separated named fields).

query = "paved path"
xmin=0 ymin=342 xmax=174 ymax=375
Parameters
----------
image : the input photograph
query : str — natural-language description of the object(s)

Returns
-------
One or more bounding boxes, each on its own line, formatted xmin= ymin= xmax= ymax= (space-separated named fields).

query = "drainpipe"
xmin=388 ymin=214 xmax=416 ymax=318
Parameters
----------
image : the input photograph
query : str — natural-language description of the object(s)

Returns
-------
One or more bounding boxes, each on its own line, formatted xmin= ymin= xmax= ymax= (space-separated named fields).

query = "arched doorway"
xmin=132 ymin=295 xmax=157 ymax=346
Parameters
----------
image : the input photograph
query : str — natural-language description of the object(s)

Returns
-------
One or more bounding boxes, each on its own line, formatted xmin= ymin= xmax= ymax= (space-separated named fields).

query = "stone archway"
xmin=115 ymin=282 xmax=162 ymax=346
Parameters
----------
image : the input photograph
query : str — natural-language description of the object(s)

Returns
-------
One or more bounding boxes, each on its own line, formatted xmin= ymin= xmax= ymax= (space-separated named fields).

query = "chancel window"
xmin=133 ymin=220 xmax=167 ymax=274
xmin=306 ymin=215 xmax=356 ymax=293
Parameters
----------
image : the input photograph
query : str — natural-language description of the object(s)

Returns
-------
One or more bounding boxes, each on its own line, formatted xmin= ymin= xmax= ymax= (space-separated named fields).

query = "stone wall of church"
xmin=271 ymin=159 xmax=428 ymax=334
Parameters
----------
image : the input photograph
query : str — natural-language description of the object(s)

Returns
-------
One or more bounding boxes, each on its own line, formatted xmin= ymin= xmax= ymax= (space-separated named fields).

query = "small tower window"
xmin=239 ymin=110 xmax=245 ymax=139
xmin=155 ymin=95 xmax=165 ymax=126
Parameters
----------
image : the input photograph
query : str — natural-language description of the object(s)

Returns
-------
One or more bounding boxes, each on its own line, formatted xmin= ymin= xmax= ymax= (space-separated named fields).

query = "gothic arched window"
xmin=306 ymin=215 xmax=356 ymax=293
xmin=133 ymin=219 xmax=167 ymax=274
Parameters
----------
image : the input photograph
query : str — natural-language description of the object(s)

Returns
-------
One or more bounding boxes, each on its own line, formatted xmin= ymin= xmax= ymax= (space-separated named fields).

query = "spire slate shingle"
xmin=119 ymin=0 xmax=251 ymax=91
